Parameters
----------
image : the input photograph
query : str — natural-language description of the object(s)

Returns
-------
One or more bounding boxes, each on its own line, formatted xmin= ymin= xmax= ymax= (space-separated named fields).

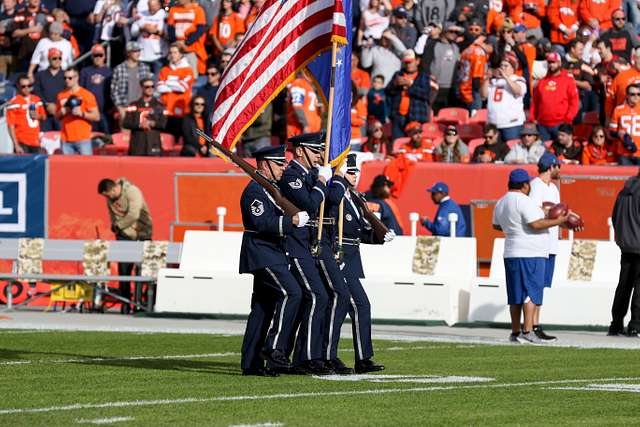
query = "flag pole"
xmin=314 ymin=40 xmax=339 ymax=256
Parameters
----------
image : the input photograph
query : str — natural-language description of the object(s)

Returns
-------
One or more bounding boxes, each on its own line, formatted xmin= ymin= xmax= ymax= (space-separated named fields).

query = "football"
xmin=547 ymin=203 xmax=569 ymax=219
xmin=564 ymin=212 xmax=585 ymax=230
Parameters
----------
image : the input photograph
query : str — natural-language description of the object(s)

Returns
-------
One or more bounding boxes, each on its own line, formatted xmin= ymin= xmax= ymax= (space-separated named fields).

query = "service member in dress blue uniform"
xmin=239 ymin=145 xmax=310 ymax=377
xmin=278 ymin=131 xmax=335 ymax=375
xmin=315 ymin=156 xmax=354 ymax=375
xmin=338 ymin=153 xmax=394 ymax=373
xmin=421 ymin=182 xmax=467 ymax=237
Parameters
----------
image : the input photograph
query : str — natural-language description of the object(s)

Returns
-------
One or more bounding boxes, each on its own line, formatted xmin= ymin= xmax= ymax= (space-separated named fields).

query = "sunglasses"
xmin=594 ymin=134 xmax=606 ymax=138
xmin=208 ymin=71 xmax=219 ymax=76
xmin=20 ymin=84 xmax=33 ymax=89
xmin=483 ymin=134 xmax=495 ymax=139
xmin=143 ymin=84 xmax=155 ymax=89
xmin=629 ymin=93 xmax=640 ymax=96
xmin=614 ymin=17 xmax=625 ymax=21
xmin=194 ymin=103 xmax=205 ymax=106
xmin=373 ymin=128 xmax=383 ymax=132
xmin=64 ymin=76 xmax=76 ymax=80
xmin=50 ymin=57 xmax=61 ymax=60
xmin=93 ymin=53 xmax=104 ymax=58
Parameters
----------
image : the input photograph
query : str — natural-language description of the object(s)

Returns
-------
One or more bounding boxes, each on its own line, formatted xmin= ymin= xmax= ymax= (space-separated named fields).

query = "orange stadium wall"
xmin=48 ymin=157 xmax=637 ymax=243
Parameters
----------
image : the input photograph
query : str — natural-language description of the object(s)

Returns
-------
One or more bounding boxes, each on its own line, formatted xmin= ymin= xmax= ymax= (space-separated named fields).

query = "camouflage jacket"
xmin=107 ymin=178 xmax=153 ymax=240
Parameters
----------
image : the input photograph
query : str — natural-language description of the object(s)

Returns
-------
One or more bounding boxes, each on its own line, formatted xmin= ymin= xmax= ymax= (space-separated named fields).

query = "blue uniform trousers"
xmin=289 ymin=256 xmax=329 ymax=364
xmin=317 ymin=250 xmax=351 ymax=361
xmin=240 ymin=264 xmax=302 ymax=370
xmin=346 ymin=276 xmax=374 ymax=361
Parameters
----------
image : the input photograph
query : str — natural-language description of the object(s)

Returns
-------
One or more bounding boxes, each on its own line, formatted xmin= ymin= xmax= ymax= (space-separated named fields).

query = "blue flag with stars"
xmin=306 ymin=0 xmax=352 ymax=167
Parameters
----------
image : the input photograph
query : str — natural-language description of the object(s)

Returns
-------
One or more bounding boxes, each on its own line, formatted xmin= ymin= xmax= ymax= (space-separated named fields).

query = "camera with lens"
xmin=65 ymin=95 xmax=82 ymax=110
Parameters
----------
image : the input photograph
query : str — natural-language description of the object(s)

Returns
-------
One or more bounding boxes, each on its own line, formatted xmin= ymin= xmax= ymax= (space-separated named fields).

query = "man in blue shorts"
xmin=492 ymin=169 xmax=569 ymax=344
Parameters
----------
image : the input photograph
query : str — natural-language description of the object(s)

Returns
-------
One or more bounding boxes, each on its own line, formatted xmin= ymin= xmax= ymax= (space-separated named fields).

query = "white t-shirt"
xmin=131 ymin=8 xmax=167 ymax=62
xmin=528 ymin=176 xmax=560 ymax=254
xmin=30 ymin=38 xmax=74 ymax=72
xmin=493 ymin=191 xmax=549 ymax=258
xmin=487 ymin=76 xmax=527 ymax=129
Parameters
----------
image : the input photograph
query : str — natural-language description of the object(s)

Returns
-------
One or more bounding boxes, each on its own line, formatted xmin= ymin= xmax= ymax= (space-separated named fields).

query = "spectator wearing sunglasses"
xmin=7 ymin=74 xmax=46 ymax=154
xmin=33 ymin=47 xmax=65 ymax=132
xmin=609 ymin=83 xmax=640 ymax=165
xmin=599 ymin=9 xmax=640 ymax=62
xmin=581 ymin=125 xmax=617 ymax=165
xmin=181 ymin=95 xmax=211 ymax=157
xmin=434 ymin=124 xmax=470 ymax=163
xmin=195 ymin=63 xmax=220 ymax=120
xmin=80 ymin=44 xmax=112 ymax=134
xmin=471 ymin=123 xmax=510 ymax=163
xmin=28 ymin=21 xmax=73 ymax=79
xmin=123 ymin=78 xmax=167 ymax=156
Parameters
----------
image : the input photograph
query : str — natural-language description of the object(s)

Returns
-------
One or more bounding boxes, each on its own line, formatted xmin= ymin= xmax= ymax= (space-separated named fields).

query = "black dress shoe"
xmin=302 ymin=359 xmax=334 ymax=375
xmin=608 ymin=325 xmax=625 ymax=336
xmin=326 ymin=358 xmax=354 ymax=375
xmin=242 ymin=367 xmax=280 ymax=377
xmin=274 ymin=365 xmax=308 ymax=375
xmin=259 ymin=349 xmax=291 ymax=369
xmin=354 ymin=358 xmax=385 ymax=374
xmin=627 ymin=328 xmax=640 ymax=337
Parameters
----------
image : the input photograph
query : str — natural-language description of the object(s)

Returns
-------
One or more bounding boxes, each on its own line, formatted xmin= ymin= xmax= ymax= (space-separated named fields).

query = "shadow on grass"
xmin=0 ymin=348 xmax=241 ymax=375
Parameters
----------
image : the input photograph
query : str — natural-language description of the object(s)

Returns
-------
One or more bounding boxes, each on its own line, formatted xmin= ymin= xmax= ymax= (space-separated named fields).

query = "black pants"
xmin=346 ymin=276 xmax=374 ymax=361
xmin=317 ymin=252 xmax=351 ymax=361
xmin=611 ymin=252 xmax=640 ymax=330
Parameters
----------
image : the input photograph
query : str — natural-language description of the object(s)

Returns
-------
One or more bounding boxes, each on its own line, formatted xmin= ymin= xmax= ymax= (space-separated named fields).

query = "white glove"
xmin=295 ymin=211 xmax=309 ymax=228
xmin=315 ymin=165 xmax=333 ymax=182
xmin=384 ymin=230 xmax=396 ymax=242
xmin=570 ymin=24 xmax=579 ymax=33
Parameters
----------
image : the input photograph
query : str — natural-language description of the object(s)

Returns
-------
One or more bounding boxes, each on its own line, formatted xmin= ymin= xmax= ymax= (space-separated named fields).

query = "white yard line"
xmin=547 ymin=383 xmax=640 ymax=393
xmin=75 ymin=416 xmax=134 ymax=424
xmin=0 ymin=377 xmax=638 ymax=416
xmin=229 ymin=423 xmax=283 ymax=427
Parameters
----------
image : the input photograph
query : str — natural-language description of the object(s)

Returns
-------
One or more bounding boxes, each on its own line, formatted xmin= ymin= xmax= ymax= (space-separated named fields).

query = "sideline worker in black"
xmin=239 ymin=145 xmax=309 ymax=376
xmin=338 ymin=153 xmax=393 ymax=373
xmin=609 ymin=170 xmax=640 ymax=337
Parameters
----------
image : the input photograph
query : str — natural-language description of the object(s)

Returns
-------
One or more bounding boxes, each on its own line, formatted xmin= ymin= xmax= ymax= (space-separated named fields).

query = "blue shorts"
xmin=503 ymin=257 xmax=546 ymax=305
xmin=544 ymin=254 xmax=556 ymax=288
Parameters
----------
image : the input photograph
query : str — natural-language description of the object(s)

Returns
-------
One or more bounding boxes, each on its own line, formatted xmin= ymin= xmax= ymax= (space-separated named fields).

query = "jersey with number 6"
xmin=487 ymin=76 xmax=527 ymax=129
xmin=609 ymin=103 xmax=640 ymax=157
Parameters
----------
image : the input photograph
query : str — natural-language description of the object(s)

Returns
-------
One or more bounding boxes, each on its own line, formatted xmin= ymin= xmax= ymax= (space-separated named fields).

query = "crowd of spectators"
xmin=3 ymin=0 xmax=640 ymax=165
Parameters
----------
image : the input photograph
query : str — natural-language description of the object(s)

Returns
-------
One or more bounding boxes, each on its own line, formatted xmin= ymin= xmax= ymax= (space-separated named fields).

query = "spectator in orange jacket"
xmin=157 ymin=43 xmax=195 ymax=140
xmin=581 ymin=125 xmax=618 ymax=164
xmin=399 ymin=121 xmax=435 ymax=162
xmin=547 ymin=0 xmax=580 ymax=49
xmin=350 ymin=82 xmax=368 ymax=150
xmin=606 ymin=47 xmax=640 ymax=119
xmin=579 ymin=0 xmax=622 ymax=31
xmin=505 ymin=0 xmax=546 ymax=40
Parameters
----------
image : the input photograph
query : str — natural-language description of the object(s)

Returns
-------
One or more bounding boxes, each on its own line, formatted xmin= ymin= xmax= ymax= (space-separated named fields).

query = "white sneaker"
xmin=518 ymin=331 xmax=545 ymax=344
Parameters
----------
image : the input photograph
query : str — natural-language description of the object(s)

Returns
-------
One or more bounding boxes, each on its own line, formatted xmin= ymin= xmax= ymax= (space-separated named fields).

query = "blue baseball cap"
xmin=538 ymin=152 xmax=561 ymax=169
xmin=514 ymin=23 xmax=527 ymax=33
xmin=509 ymin=168 xmax=531 ymax=184
xmin=427 ymin=182 xmax=449 ymax=194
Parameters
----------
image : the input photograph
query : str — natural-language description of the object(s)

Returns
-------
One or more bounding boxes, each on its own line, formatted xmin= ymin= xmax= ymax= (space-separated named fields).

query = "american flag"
xmin=211 ymin=0 xmax=347 ymax=148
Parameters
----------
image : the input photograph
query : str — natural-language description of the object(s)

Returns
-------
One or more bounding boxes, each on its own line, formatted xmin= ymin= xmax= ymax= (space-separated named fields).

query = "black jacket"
xmin=122 ymin=97 xmax=167 ymax=156
xmin=181 ymin=114 xmax=212 ymax=157
xmin=613 ymin=176 xmax=640 ymax=254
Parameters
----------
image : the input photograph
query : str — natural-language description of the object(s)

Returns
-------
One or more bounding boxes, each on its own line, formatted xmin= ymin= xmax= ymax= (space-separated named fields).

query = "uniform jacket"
xmin=338 ymin=192 xmax=378 ymax=278
xmin=319 ymin=176 xmax=350 ymax=255
xmin=278 ymin=160 xmax=327 ymax=259
xmin=422 ymin=197 xmax=467 ymax=237
xmin=239 ymin=180 xmax=294 ymax=273
xmin=122 ymin=97 xmax=168 ymax=156
xmin=106 ymin=178 xmax=153 ymax=240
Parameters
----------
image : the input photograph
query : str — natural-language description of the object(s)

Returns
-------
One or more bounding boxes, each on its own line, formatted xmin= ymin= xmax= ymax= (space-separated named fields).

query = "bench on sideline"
xmin=0 ymin=238 xmax=182 ymax=312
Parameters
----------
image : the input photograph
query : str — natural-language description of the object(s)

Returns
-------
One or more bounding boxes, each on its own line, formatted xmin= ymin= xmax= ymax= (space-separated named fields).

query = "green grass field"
xmin=1 ymin=330 xmax=639 ymax=426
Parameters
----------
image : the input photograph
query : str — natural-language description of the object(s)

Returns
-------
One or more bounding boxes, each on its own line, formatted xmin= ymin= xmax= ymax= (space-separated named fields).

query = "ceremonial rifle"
xmin=195 ymin=129 xmax=301 ymax=216
xmin=348 ymin=188 xmax=389 ymax=244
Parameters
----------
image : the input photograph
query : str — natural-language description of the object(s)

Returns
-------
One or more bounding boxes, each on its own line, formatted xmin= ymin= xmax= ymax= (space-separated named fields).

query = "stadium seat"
xmin=435 ymin=108 xmax=469 ymax=126
xmin=468 ymin=109 xmax=488 ymax=126
xmin=467 ymin=138 xmax=484 ymax=154
xmin=41 ymin=131 xmax=62 ymax=154
xmin=422 ymin=122 xmax=444 ymax=140
xmin=392 ymin=137 xmax=409 ymax=153
xmin=573 ymin=123 xmax=592 ymax=141
xmin=457 ymin=123 xmax=484 ymax=143
xmin=104 ymin=132 xmax=130 ymax=155
xmin=583 ymin=111 xmax=600 ymax=126
xmin=506 ymin=139 xmax=519 ymax=149
xmin=160 ymin=133 xmax=180 ymax=156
